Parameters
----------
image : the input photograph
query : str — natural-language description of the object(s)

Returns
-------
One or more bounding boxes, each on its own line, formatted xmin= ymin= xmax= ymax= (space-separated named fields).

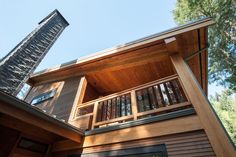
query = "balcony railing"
xmin=71 ymin=74 xmax=191 ymax=131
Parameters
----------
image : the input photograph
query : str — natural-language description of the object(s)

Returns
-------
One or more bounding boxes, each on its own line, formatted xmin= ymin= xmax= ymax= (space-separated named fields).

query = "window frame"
xmin=17 ymin=137 xmax=48 ymax=154
xmin=31 ymin=89 xmax=57 ymax=105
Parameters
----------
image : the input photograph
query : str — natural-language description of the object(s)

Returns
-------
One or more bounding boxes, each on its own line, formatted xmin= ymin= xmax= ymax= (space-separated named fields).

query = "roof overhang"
xmin=29 ymin=18 xmax=214 ymax=86
xmin=0 ymin=91 xmax=84 ymax=143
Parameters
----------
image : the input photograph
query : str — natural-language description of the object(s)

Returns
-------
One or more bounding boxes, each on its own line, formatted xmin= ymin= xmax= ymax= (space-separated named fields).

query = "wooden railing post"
xmin=91 ymin=101 xmax=99 ymax=129
xmin=68 ymin=76 xmax=87 ymax=122
xmin=131 ymin=90 xmax=138 ymax=120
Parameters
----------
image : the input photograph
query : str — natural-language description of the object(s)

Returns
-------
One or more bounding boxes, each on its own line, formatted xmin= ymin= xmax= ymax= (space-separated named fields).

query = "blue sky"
xmin=0 ymin=0 xmax=223 ymax=96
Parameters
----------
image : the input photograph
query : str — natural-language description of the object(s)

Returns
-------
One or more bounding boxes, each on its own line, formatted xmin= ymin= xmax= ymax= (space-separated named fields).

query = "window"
xmin=17 ymin=138 xmax=48 ymax=154
xmin=31 ymin=89 xmax=56 ymax=105
xmin=119 ymin=153 xmax=162 ymax=157
xmin=17 ymin=83 xmax=31 ymax=100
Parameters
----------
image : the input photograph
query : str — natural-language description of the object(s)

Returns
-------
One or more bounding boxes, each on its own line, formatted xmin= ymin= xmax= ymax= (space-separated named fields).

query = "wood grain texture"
xmin=52 ymin=130 xmax=216 ymax=157
xmin=82 ymin=83 xmax=100 ymax=103
xmin=25 ymin=77 xmax=81 ymax=122
xmin=131 ymin=90 xmax=138 ymax=120
xmin=30 ymin=18 xmax=214 ymax=85
xmin=70 ymin=114 xmax=93 ymax=131
xmin=52 ymin=140 xmax=82 ymax=152
xmin=170 ymin=53 xmax=236 ymax=157
xmin=68 ymin=77 xmax=85 ymax=121
xmin=86 ymin=58 xmax=175 ymax=95
xmin=176 ymin=28 xmax=208 ymax=94
xmin=83 ymin=115 xmax=202 ymax=147
xmin=0 ymin=101 xmax=82 ymax=143
xmin=31 ymin=42 xmax=168 ymax=85
xmin=0 ymin=114 xmax=62 ymax=144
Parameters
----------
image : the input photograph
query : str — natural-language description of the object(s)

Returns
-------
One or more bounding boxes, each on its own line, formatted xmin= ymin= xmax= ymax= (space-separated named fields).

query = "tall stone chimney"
xmin=0 ymin=9 xmax=69 ymax=96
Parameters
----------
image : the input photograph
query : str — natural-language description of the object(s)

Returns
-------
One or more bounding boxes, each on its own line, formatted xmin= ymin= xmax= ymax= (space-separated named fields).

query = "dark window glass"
xmin=31 ymin=89 xmax=56 ymax=105
xmin=18 ymin=138 xmax=48 ymax=154
xmin=120 ymin=152 xmax=162 ymax=157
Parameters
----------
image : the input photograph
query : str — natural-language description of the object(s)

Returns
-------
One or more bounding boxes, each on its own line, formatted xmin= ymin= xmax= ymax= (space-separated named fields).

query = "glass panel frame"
xmin=31 ymin=89 xmax=57 ymax=105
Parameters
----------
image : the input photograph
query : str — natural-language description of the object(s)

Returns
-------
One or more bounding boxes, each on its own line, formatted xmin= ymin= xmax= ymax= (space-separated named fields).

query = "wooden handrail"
xmin=94 ymin=115 xmax=134 ymax=127
xmin=78 ymin=74 xmax=178 ymax=107
xmin=72 ymin=113 xmax=93 ymax=121
xmin=77 ymin=102 xmax=94 ymax=109
xmin=73 ymin=74 xmax=190 ymax=130
xmin=136 ymin=101 xmax=191 ymax=117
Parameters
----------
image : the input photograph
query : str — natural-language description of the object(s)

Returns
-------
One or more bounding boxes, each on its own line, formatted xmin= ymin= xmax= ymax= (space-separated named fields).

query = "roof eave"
xmin=30 ymin=17 xmax=214 ymax=82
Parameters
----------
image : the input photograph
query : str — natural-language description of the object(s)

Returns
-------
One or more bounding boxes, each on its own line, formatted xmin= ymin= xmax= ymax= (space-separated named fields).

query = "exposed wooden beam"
xmin=184 ymin=46 xmax=208 ymax=61
xmin=0 ymin=101 xmax=82 ymax=143
xmin=68 ymin=76 xmax=87 ymax=122
xmin=0 ymin=115 xmax=59 ymax=144
xmin=164 ymin=37 xmax=179 ymax=54
xmin=169 ymin=53 xmax=236 ymax=157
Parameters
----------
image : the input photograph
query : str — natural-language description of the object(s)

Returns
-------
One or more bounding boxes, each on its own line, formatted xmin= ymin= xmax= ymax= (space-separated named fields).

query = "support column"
xmin=170 ymin=53 xmax=235 ymax=157
xmin=68 ymin=76 xmax=87 ymax=122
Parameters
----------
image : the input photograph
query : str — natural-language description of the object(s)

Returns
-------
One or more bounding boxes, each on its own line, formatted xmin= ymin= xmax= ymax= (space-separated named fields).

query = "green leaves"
xmin=173 ymin=0 xmax=236 ymax=91
xmin=210 ymin=90 xmax=236 ymax=145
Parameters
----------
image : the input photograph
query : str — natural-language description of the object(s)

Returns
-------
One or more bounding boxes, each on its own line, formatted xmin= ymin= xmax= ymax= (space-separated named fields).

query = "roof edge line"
xmin=31 ymin=17 xmax=214 ymax=78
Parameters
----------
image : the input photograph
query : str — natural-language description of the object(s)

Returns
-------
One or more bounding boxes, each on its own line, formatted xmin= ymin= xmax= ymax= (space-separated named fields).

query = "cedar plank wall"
xmin=52 ymin=130 xmax=216 ymax=157
xmin=82 ymin=83 xmax=100 ymax=103
xmin=25 ymin=77 xmax=81 ymax=121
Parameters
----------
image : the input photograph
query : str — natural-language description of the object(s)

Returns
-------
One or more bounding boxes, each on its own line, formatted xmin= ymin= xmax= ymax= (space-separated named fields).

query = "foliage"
xmin=173 ymin=0 xmax=236 ymax=91
xmin=209 ymin=90 xmax=236 ymax=145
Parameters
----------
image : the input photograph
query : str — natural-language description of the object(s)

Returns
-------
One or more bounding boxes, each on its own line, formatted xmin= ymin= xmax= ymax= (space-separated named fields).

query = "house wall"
xmin=82 ymin=83 xmax=101 ymax=103
xmin=51 ymin=130 xmax=216 ymax=157
xmin=25 ymin=76 xmax=81 ymax=121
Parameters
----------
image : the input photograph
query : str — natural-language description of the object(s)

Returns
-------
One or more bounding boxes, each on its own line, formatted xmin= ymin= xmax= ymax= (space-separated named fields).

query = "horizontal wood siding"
xmin=52 ymin=130 xmax=216 ymax=157
xmin=25 ymin=77 xmax=81 ymax=121
xmin=166 ymin=131 xmax=216 ymax=157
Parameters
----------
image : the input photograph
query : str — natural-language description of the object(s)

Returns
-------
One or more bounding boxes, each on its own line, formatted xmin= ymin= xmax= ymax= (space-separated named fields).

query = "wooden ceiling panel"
xmin=86 ymin=58 xmax=175 ymax=95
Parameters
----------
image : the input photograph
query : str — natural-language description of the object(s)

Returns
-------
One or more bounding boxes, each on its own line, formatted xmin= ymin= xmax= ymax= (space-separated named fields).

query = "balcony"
xmin=70 ymin=74 xmax=192 ymax=131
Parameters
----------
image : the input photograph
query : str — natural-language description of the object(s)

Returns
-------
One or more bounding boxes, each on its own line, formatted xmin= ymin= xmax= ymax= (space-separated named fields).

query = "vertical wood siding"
xmin=25 ymin=77 xmax=81 ymax=121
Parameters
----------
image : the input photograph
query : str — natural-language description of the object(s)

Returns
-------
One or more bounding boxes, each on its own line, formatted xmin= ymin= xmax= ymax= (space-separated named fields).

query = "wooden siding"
xmin=52 ymin=130 xmax=216 ymax=157
xmin=25 ymin=77 xmax=81 ymax=121
xmin=83 ymin=115 xmax=202 ymax=147
xmin=82 ymin=83 xmax=100 ymax=103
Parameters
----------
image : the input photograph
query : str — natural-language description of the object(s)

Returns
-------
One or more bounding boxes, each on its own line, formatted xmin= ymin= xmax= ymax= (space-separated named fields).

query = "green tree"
xmin=173 ymin=0 xmax=236 ymax=91
xmin=209 ymin=90 xmax=236 ymax=145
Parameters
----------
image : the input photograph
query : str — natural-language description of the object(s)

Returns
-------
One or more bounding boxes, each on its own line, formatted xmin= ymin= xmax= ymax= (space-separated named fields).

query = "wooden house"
xmin=0 ymin=18 xmax=235 ymax=157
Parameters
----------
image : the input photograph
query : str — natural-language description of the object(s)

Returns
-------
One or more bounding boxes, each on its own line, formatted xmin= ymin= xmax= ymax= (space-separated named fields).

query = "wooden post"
xmin=131 ymin=90 xmax=138 ymax=120
xmin=68 ymin=76 xmax=87 ymax=122
xmin=91 ymin=101 xmax=99 ymax=129
xmin=170 ymin=53 xmax=236 ymax=157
